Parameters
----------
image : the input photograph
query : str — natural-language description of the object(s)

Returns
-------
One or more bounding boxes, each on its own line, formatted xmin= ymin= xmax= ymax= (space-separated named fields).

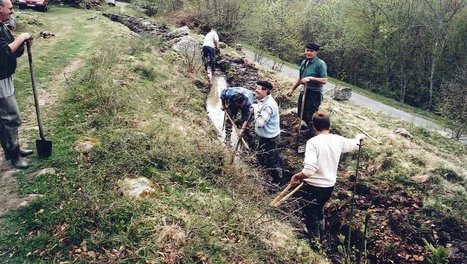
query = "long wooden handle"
xmin=269 ymin=183 xmax=293 ymax=206
xmin=273 ymin=183 xmax=304 ymax=208
xmin=224 ymin=110 xmax=250 ymax=150
xmin=26 ymin=41 xmax=45 ymax=140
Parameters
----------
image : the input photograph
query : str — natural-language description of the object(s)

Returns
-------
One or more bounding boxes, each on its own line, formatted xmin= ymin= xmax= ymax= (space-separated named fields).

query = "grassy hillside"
xmin=0 ymin=6 xmax=324 ymax=263
xmin=0 ymin=4 xmax=465 ymax=264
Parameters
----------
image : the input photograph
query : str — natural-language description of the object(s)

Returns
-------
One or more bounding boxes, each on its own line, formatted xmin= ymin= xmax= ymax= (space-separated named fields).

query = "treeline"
xmin=135 ymin=0 xmax=466 ymax=138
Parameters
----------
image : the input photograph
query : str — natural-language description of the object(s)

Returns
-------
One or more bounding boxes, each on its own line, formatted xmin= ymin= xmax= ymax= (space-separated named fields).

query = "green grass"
xmin=0 ymin=8 xmax=324 ymax=263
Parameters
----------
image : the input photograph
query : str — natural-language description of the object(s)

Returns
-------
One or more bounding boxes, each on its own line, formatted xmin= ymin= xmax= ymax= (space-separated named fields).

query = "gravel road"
xmin=242 ymin=49 xmax=465 ymax=143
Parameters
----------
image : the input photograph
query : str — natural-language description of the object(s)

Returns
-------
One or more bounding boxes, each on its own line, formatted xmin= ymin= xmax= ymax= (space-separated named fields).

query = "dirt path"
xmin=242 ymin=49 xmax=466 ymax=143
xmin=0 ymin=7 xmax=116 ymax=218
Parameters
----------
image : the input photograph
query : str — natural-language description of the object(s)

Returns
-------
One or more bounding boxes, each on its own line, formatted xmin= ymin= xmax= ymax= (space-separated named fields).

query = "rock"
xmin=410 ymin=174 xmax=430 ymax=183
xmin=74 ymin=137 xmax=100 ymax=153
xmin=172 ymin=36 xmax=201 ymax=57
xmin=27 ymin=168 xmax=56 ymax=180
xmin=118 ymin=176 xmax=156 ymax=198
xmin=394 ymin=128 xmax=413 ymax=139
xmin=332 ymin=87 xmax=352 ymax=101
xmin=162 ymin=26 xmax=190 ymax=40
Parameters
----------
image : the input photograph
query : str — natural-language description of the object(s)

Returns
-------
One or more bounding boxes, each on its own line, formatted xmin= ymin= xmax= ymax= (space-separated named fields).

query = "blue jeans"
xmin=202 ymin=46 xmax=216 ymax=72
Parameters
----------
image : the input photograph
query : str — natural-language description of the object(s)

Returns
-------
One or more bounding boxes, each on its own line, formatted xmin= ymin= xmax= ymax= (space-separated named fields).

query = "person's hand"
xmin=290 ymin=173 xmax=305 ymax=185
xmin=301 ymin=77 xmax=312 ymax=84
xmin=355 ymin=133 xmax=366 ymax=141
xmin=19 ymin=33 xmax=32 ymax=43
xmin=249 ymin=107 xmax=254 ymax=113
xmin=287 ymin=88 xmax=295 ymax=97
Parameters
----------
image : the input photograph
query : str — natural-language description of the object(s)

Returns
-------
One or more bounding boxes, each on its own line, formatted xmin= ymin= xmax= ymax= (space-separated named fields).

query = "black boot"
xmin=5 ymin=148 xmax=33 ymax=160
xmin=11 ymin=155 xmax=28 ymax=169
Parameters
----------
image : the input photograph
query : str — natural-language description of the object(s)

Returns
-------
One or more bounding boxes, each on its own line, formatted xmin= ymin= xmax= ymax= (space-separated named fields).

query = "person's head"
xmin=304 ymin=43 xmax=319 ymax=59
xmin=0 ymin=0 xmax=13 ymax=23
xmin=255 ymin=80 xmax=273 ymax=100
xmin=312 ymin=112 xmax=330 ymax=131
xmin=232 ymin=93 xmax=246 ymax=108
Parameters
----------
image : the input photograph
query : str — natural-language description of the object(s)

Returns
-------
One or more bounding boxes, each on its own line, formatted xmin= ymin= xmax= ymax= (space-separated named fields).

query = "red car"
xmin=17 ymin=0 xmax=49 ymax=12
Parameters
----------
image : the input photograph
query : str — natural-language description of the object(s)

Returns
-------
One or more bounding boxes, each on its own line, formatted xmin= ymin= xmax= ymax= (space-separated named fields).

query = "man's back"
xmin=203 ymin=30 xmax=218 ymax=48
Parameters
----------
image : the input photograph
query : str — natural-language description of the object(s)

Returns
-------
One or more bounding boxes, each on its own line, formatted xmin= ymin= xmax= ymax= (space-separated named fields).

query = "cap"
xmin=256 ymin=80 xmax=273 ymax=90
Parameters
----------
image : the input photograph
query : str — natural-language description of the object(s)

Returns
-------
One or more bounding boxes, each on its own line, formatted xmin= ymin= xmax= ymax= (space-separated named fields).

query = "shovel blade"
xmin=36 ymin=139 xmax=52 ymax=158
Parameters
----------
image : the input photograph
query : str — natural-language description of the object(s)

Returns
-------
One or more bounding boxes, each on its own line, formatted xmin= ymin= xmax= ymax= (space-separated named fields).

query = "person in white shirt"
xmin=202 ymin=28 xmax=219 ymax=73
xmin=289 ymin=112 xmax=365 ymax=243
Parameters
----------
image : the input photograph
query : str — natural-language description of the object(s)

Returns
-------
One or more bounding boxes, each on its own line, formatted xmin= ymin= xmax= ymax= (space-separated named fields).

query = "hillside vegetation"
xmin=0 ymin=3 xmax=465 ymax=264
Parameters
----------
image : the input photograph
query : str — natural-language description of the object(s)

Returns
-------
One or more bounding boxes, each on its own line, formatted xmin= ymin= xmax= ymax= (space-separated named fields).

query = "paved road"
xmin=242 ymin=49 xmax=465 ymax=143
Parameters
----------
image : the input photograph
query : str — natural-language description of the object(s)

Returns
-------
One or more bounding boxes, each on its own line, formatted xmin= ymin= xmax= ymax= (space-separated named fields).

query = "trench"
xmin=205 ymin=73 xmax=244 ymax=148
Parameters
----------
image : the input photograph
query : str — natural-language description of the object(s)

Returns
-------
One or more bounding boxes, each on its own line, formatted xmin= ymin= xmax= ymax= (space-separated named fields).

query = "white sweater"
xmin=202 ymin=30 xmax=219 ymax=48
xmin=302 ymin=134 xmax=360 ymax=187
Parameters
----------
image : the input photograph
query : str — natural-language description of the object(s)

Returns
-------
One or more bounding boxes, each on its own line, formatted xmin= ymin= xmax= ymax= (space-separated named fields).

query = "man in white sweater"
xmin=290 ymin=112 xmax=365 ymax=243
xmin=202 ymin=27 xmax=219 ymax=74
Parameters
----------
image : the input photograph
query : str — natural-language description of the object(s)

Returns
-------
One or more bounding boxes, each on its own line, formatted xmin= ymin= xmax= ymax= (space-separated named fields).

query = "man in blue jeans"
xmin=202 ymin=27 xmax=219 ymax=74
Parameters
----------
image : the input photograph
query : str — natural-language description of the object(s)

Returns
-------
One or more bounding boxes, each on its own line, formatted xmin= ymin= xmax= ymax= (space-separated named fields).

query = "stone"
xmin=410 ymin=174 xmax=430 ymax=183
xmin=118 ymin=176 xmax=156 ymax=198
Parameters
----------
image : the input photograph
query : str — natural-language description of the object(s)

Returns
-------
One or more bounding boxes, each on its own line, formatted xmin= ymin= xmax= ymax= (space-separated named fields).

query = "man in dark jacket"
xmin=0 ymin=0 xmax=33 ymax=169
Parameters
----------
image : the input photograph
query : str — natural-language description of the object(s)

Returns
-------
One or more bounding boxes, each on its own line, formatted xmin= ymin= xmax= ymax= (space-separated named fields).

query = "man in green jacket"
xmin=0 ymin=0 xmax=33 ymax=169
xmin=287 ymin=43 xmax=327 ymax=137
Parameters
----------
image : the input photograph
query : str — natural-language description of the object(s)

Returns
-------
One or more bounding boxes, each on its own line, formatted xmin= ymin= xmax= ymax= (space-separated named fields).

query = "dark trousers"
xmin=202 ymin=46 xmax=216 ymax=72
xmin=224 ymin=104 xmax=240 ymax=143
xmin=256 ymin=135 xmax=282 ymax=184
xmin=300 ymin=183 xmax=334 ymax=240
xmin=0 ymin=95 xmax=21 ymax=159
xmin=298 ymin=89 xmax=322 ymax=130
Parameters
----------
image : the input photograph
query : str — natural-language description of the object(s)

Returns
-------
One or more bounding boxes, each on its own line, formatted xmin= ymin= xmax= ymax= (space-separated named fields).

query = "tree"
xmin=436 ymin=67 xmax=466 ymax=140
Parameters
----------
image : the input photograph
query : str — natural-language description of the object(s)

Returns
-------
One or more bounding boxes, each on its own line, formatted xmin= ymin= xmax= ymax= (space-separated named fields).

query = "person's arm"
xmin=287 ymin=78 xmax=302 ymax=96
xmin=341 ymin=134 xmax=366 ymax=153
xmin=254 ymin=106 xmax=273 ymax=128
xmin=301 ymin=76 xmax=327 ymax=85
xmin=8 ymin=33 xmax=31 ymax=53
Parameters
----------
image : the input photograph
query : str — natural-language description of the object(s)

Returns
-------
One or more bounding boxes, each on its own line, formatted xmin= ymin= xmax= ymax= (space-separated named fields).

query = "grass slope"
xmin=0 ymin=6 xmax=324 ymax=264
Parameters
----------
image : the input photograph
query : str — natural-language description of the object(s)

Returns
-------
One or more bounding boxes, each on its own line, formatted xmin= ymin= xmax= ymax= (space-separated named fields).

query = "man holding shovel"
xmin=0 ymin=0 xmax=33 ymax=169
xmin=252 ymin=81 xmax=282 ymax=185
xmin=287 ymin=43 xmax=327 ymax=138
xmin=220 ymin=86 xmax=254 ymax=145
xmin=289 ymin=112 xmax=365 ymax=244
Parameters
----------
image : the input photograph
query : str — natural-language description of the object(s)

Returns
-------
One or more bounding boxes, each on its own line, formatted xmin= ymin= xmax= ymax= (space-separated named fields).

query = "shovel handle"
xmin=297 ymin=86 xmax=307 ymax=146
xmin=273 ymin=183 xmax=304 ymax=208
xmin=224 ymin=109 xmax=250 ymax=150
xmin=26 ymin=41 xmax=45 ymax=140
xmin=270 ymin=183 xmax=293 ymax=206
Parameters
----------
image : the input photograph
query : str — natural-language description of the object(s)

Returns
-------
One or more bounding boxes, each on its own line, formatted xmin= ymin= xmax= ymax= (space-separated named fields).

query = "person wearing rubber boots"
xmin=287 ymin=43 xmax=327 ymax=138
xmin=289 ymin=112 xmax=365 ymax=245
xmin=0 ymin=0 xmax=33 ymax=169
xmin=252 ymin=81 xmax=283 ymax=186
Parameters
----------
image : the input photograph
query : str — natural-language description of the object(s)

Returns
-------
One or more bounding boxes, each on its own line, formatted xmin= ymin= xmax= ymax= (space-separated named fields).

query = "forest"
xmin=136 ymin=0 xmax=466 ymax=138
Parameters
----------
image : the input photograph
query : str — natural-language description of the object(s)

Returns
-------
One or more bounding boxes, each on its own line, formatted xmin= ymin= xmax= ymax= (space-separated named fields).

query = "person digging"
xmin=288 ymin=112 xmax=365 ymax=246
xmin=220 ymin=86 xmax=254 ymax=145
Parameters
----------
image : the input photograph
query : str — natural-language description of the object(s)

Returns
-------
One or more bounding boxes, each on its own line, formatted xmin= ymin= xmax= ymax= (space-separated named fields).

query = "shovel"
xmin=26 ymin=41 xmax=52 ymax=158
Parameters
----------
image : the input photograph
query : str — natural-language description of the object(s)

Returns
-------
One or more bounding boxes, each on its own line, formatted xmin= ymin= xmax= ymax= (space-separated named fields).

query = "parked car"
xmin=17 ymin=0 xmax=49 ymax=12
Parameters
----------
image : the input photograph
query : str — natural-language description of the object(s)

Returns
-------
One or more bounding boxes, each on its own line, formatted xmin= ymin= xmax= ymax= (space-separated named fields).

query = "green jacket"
xmin=299 ymin=57 xmax=327 ymax=92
